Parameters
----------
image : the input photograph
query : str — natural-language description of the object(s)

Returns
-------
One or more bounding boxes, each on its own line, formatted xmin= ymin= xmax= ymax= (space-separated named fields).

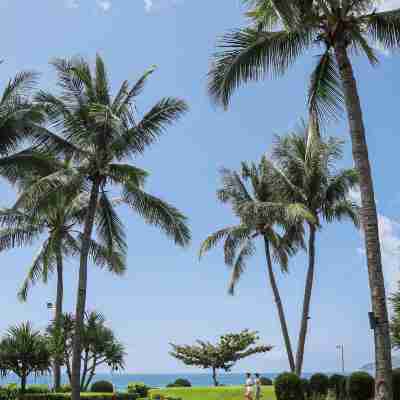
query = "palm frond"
xmin=123 ymin=184 xmax=191 ymax=247
xmin=366 ymin=8 xmax=400 ymax=49
xmin=208 ymin=27 xmax=314 ymax=107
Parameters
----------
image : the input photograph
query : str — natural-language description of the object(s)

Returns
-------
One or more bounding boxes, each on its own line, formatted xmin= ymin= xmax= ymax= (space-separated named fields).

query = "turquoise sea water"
xmin=0 ymin=372 xmax=314 ymax=390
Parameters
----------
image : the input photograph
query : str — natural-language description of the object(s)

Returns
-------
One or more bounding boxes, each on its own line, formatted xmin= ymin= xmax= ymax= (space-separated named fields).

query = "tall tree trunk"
xmin=71 ymin=178 xmax=101 ymax=400
xmin=263 ymin=237 xmax=295 ymax=372
xmin=334 ymin=42 xmax=393 ymax=400
xmin=212 ymin=367 xmax=218 ymax=387
xmin=53 ymin=246 xmax=64 ymax=391
xmin=21 ymin=374 xmax=27 ymax=393
xmin=295 ymin=224 xmax=316 ymax=376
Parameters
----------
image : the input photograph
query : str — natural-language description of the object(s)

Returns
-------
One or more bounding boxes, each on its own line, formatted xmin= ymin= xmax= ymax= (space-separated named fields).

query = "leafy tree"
xmin=0 ymin=155 xmax=125 ymax=390
xmin=8 ymin=55 xmax=191 ymax=400
xmin=0 ymin=322 xmax=51 ymax=393
xmin=200 ymin=157 xmax=311 ymax=372
xmin=269 ymin=125 xmax=359 ymax=374
xmin=47 ymin=312 xmax=125 ymax=391
xmin=170 ymin=330 xmax=271 ymax=386
xmin=208 ymin=0 xmax=400 ymax=391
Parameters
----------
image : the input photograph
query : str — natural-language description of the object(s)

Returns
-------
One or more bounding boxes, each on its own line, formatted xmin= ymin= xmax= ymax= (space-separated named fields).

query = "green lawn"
xmin=149 ymin=386 xmax=276 ymax=400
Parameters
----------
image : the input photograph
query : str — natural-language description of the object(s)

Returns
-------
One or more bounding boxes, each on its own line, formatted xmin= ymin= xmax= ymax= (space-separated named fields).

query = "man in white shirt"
xmin=245 ymin=373 xmax=254 ymax=400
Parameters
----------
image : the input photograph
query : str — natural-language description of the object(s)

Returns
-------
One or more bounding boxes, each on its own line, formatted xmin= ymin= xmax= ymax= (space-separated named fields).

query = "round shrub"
xmin=259 ymin=377 xmax=273 ymax=386
xmin=166 ymin=378 xmax=191 ymax=388
xmin=393 ymin=369 xmax=400 ymax=400
xmin=329 ymin=374 xmax=346 ymax=399
xmin=347 ymin=371 xmax=374 ymax=400
xmin=310 ymin=373 xmax=329 ymax=397
xmin=300 ymin=378 xmax=311 ymax=399
xmin=91 ymin=380 xmax=114 ymax=393
xmin=127 ymin=382 xmax=149 ymax=398
xmin=275 ymin=372 xmax=304 ymax=400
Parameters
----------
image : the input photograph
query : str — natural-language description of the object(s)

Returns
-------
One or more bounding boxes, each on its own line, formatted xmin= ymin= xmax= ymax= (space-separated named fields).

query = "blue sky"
xmin=0 ymin=0 xmax=400 ymax=375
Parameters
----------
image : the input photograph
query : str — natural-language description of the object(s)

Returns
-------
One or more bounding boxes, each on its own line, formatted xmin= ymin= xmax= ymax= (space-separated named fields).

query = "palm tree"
xmin=270 ymin=125 xmax=359 ymax=375
xmin=11 ymin=55 xmax=191 ymax=400
xmin=0 ymin=155 xmax=126 ymax=390
xmin=200 ymin=157 xmax=311 ymax=372
xmin=208 ymin=1 xmax=400 ymax=392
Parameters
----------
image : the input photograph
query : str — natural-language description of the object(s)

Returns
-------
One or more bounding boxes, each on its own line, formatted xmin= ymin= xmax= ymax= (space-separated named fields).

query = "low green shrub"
xmin=91 ymin=381 xmax=114 ymax=393
xmin=347 ymin=371 xmax=374 ymax=400
xmin=127 ymin=383 xmax=149 ymax=398
xmin=275 ymin=372 xmax=304 ymax=400
xmin=329 ymin=374 xmax=346 ymax=399
xmin=20 ymin=393 xmax=138 ymax=400
xmin=0 ymin=384 xmax=18 ymax=400
xmin=300 ymin=378 xmax=311 ymax=399
xmin=309 ymin=373 xmax=329 ymax=397
xmin=25 ymin=385 xmax=50 ymax=394
xmin=57 ymin=385 xmax=71 ymax=394
xmin=393 ymin=368 xmax=400 ymax=400
xmin=166 ymin=378 xmax=191 ymax=388
xmin=259 ymin=377 xmax=272 ymax=386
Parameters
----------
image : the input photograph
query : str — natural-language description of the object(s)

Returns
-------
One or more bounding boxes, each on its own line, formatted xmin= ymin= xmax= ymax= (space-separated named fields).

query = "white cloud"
xmin=97 ymin=0 xmax=111 ymax=11
xmin=144 ymin=0 xmax=153 ymax=12
xmin=143 ymin=0 xmax=182 ymax=13
xmin=378 ymin=0 xmax=400 ymax=11
xmin=65 ymin=0 xmax=79 ymax=8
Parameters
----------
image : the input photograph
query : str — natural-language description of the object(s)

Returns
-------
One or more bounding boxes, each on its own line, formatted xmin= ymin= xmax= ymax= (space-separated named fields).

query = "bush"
xmin=127 ymin=382 xmax=149 ymax=398
xmin=166 ymin=379 xmax=191 ymax=388
xmin=300 ymin=378 xmax=311 ymax=399
xmin=25 ymin=386 xmax=50 ymax=394
xmin=393 ymin=369 xmax=400 ymax=400
xmin=90 ymin=381 xmax=114 ymax=393
xmin=309 ymin=373 xmax=329 ymax=397
xmin=56 ymin=385 xmax=71 ymax=394
xmin=274 ymin=372 xmax=304 ymax=400
xmin=329 ymin=374 xmax=346 ymax=399
xmin=347 ymin=371 xmax=374 ymax=400
xmin=259 ymin=377 xmax=272 ymax=386
xmin=19 ymin=393 xmax=138 ymax=400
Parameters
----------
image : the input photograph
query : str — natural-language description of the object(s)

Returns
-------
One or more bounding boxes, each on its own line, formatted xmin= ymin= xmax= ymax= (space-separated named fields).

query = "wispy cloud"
xmin=97 ymin=0 xmax=111 ymax=12
xmin=143 ymin=0 xmax=182 ymax=13
xmin=65 ymin=0 xmax=79 ymax=8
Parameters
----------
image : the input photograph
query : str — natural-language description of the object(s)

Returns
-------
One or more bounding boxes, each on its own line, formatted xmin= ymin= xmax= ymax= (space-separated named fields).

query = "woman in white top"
xmin=245 ymin=373 xmax=254 ymax=400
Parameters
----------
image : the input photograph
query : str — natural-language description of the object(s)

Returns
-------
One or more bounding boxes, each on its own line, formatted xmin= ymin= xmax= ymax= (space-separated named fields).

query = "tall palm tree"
xmin=200 ymin=157 xmax=311 ymax=372
xmin=208 ymin=1 xmax=400 ymax=393
xmin=0 ymin=155 xmax=126 ymax=390
xmin=270 ymin=125 xmax=359 ymax=375
xmin=9 ymin=55 xmax=191 ymax=400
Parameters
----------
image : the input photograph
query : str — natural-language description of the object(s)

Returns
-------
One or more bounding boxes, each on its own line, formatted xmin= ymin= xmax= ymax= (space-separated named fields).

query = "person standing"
xmin=254 ymin=373 xmax=261 ymax=400
xmin=245 ymin=373 xmax=254 ymax=400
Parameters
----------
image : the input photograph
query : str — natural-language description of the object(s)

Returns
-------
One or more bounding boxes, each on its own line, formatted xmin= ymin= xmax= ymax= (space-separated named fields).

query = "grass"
xmin=149 ymin=386 xmax=276 ymax=400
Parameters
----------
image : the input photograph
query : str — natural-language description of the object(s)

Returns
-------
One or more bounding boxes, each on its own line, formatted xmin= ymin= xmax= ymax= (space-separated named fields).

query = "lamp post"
xmin=336 ymin=345 xmax=345 ymax=374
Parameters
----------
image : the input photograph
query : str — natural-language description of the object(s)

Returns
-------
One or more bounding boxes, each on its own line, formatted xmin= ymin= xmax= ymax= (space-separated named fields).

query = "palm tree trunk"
xmin=263 ymin=237 xmax=295 ymax=372
xmin=295 ymin=224 xmax=316 ymax=376
xmin=212 ymin=367 xmax=218 ymax=387
xmin=334 ymin=41 xmax=393 ymax=400
xmin=71 ymin=178 xmax=101 ymax=400
xmin=53 ymin=246 xmax=64 ymax=391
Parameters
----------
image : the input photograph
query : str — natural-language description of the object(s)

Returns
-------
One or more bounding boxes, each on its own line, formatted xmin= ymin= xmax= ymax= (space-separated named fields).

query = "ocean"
xmin=0 ymin=372 xmax=314 ymax=390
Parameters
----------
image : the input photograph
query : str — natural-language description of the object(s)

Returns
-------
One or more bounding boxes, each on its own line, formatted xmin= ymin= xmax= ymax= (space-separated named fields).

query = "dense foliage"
xmin=274 ymin=372 xmax=303 ymax=400
xmin=393 ymin=369 xmax=400 ymax=400
xmin=0 ymin=323 xmax=51 ymax=392
xmin=170 ymin=330 xmax=271 ymax=386
xmin=329 ymin=374 xmax=346 ymax=400
xmin=347 ymin=372 xmax=374 ymax=400
xmin=309 ymin=373 xmax=329 ymax=397
xmin=90 ymin=382 xmax=114 ymax=393
xmin=127 ymin=382 xmax=149 ymax=398
xmin=47 ymin=312 xmax=125 ymax=391
xmin=259 ymin=377 xmax=272 ymax=386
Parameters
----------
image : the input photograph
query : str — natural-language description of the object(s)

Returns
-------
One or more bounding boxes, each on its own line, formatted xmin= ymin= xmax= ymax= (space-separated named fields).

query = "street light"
xmin=336 ymin=345 xmax=345 ymax=374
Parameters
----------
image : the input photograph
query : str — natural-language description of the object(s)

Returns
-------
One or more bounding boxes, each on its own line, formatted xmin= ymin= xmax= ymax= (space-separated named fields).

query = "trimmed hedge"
xmin=300 ymin=378 xmax=311 ymax=399
xmin=57 ymin=385 xmax=71 ymax=394
xmin=329 ymin=374 xmax=346 ymax=399
xmin=25 ymin=386 xmax=50 ymax=394
xmin=347 ymin=371 xmax=374 ymax=400
xmin=91 ymin=381 xmax=114 ymax=393
xmin=19 ymin=393 xmax=138 ymax=400
xmin=309 ymin=373 xmax=329 ymax=397
xmin=274 ymin=372 xmax=304 ymax=400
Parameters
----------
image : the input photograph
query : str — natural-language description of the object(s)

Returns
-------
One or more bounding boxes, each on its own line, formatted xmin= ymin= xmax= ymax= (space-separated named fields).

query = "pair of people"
xmin=245 ymin=373 xmax=261 ymax=400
